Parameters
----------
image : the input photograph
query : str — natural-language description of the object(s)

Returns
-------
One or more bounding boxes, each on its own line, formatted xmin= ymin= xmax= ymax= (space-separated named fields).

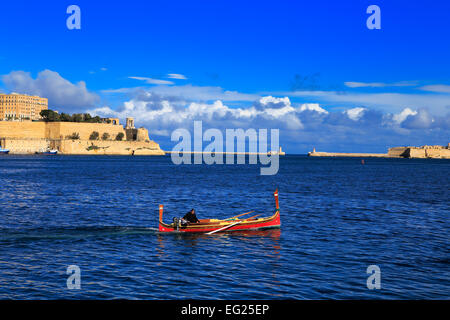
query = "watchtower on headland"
xmin=125 ymin=117 xmax=146 ymax=141
xmin=126 ymin=117 xmax=135 ymax=129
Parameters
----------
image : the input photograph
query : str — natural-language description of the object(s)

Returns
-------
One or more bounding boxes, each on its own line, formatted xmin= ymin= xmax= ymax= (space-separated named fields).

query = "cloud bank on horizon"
xmin=1 ymin=69 xmax=449 ymax=153
xmin=2 ymin=70 xmax=99 ymax=110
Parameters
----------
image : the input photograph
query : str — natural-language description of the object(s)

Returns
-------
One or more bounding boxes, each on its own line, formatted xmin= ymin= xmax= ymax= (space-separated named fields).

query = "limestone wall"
xmin=425 ymin=148 xmax=450 ymax=159
xmin=309 ymin=146 xmax=450 ymax=159
xmin=402 ymin=147 xmax=450 ymax=159
xmin=0 ymin=121 xmax=126 ymax=140
xmin=1 ymin=138 xmax=50 ymax=154
xmin=47 ymin=122 xmax=126 ymax=140
xmin=136 ymin=128 xmax=150 ymax=141
xmin=407 ymin=148 xmax=426 ymax=158
xmin=57 ymin=139 xmax=165 ymax=155
xmin=0 ymin=121 xmax=165 ymax=155
xmin=0 ymin=122 xmax=46 ymax=139
xmin=387 ymin=147 xmax=408 ymax=157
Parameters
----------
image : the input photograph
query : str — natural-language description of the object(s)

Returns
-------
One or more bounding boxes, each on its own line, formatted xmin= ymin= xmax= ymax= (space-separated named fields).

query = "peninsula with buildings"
xmin=308 ymin=145 xmax=450 ymax=159
xmin=0 ymin=93 xmax=165 ymax=155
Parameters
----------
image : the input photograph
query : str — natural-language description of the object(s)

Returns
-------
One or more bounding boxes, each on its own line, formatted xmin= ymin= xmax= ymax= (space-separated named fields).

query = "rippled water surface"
xmin=0 ymin=155 xmax=448 ymax=299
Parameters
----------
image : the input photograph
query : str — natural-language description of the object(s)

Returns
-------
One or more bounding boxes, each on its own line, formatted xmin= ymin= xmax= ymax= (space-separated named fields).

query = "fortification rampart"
xmin=391 ymin=146 xmax=450 ymax=159
xmin=0 ymin=138 xmax=50 ymax=154
xmin=56 ymin=140 xmax=165 ymax=155
xmin=0 ymin=121 xmax=164 ymax=155
xmin=308 ymin=145 xmax=450 ymax=159
xmin=0 ymin=122 xmax=46 ymax=139
xmin=44 ymin=122 xmax=127 ymax=140
xmin=425 ymin=148 xmax=450 ymax=158
xmin=387 ymin=147 xmax=408 ymax=157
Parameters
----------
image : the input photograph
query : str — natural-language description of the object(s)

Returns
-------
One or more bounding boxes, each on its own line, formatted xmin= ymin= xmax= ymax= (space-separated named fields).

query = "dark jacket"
xmin=183 ymin=211 xmax=200 ymax=223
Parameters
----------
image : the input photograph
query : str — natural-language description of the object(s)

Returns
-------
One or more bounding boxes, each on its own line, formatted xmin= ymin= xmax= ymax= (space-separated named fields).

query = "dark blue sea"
xmin=0 ymin=155 xmax=448 ymax=299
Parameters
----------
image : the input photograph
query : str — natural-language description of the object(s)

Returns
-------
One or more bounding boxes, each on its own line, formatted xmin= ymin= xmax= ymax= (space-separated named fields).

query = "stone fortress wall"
xmin=0 ymin=118 xmax=165 ymax=155
xmin=308 ymin=144 xmax=450 ymax=159
xmin=0 ymin=121 xmax=47 ymax=139
xmin=386 ymin=147 xmax=407 ymax=157
xmin=45 ymin=122 xmax=127 ymax=140
xmin=401 ymin=145 xmax=450 ymax=159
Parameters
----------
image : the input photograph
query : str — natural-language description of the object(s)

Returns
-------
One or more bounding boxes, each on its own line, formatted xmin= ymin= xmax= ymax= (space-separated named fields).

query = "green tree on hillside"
xmin=38 ymin=110 xmax=104 ymax=123
xmin=89 ymin=131 xmax=99 ymax=140
xmin=72 ymin=114 xmax=83 ymax=122
xmin=39 ymin=110 xmax=50 ymax=120
xmin=115 ymin=132 xmax=124 ymax=141
xmin=40 ymin=109 xmax=60 ymax=122
xmin=66 ymin=132 xmax=80 ymax=140
xmin=60 ymin=113 xmax=72 ymax=122
xmin=84 ymin=113 xmax=92 ymax=122
xmin=102 ymin=132 xmax=110 ymax=140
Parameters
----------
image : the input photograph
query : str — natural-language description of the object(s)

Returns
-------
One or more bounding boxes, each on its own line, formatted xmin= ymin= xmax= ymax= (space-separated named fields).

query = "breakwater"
xmin=308 ymin=152 xmax=387 ymax=158
xmin=308 ymin=144 xmax=450 ymax=159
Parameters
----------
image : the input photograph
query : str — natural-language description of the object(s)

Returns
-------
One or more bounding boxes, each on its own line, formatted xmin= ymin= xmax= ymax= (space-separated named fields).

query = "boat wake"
xmin=0 ymin=226 xmax=159 ymax=242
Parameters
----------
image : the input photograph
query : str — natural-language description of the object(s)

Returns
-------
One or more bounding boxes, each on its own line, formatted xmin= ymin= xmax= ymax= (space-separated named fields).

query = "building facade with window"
xmin=0 ymin=93 xmax=48 ymax=121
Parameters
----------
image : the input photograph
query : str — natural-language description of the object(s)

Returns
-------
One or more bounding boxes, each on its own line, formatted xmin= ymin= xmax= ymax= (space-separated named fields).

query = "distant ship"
xmin=0 ymin=148 xmax=9 ymax=154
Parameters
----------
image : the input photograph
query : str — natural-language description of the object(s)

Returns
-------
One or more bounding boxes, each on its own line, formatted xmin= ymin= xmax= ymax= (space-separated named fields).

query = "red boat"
xmin=158 ymin=190 xmax=281 ymax=234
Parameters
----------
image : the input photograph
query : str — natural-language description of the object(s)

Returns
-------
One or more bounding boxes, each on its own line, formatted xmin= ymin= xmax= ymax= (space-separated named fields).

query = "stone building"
xmin=0 ymin=93 xmax=48 ymax=121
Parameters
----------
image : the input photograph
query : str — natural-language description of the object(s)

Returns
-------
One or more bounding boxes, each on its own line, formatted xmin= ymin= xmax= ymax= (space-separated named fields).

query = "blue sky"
xmin=1 ymin=0 xmax=449 ymax=153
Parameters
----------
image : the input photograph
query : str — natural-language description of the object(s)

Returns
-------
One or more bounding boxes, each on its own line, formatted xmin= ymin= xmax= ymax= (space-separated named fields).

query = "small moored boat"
xmin=158 ymin=190 xmax=281 ymax=233
xmin=35 ymin=149 xmax=58 ymax=155
xmin=0 ymin=148 xmax=10 ymax=154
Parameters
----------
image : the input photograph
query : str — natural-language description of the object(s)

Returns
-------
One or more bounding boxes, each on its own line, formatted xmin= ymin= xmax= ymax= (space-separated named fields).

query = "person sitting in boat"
xmin=181 ymin=209 xmax=200 ymax=224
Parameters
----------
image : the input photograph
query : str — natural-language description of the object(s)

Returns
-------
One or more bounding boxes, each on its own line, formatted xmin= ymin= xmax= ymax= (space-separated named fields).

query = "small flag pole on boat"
xmin=206 ymin=221 xmax=241 ymax=235
xmin=158 ymin=205 xmax=164 ymax=232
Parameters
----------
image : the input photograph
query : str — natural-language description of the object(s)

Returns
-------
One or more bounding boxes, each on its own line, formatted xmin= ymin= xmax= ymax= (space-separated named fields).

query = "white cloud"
xmin=419 ymin=84 xmax=450 ymax=93
xmin=345 ymin=107 xmax=366 ymax=121
xmin=258 ymin=96 xmax=291 ymax=107
xmin=89 ymin=94 xmax=306 ymax=133
xmin=167 ymin=73 xmax=187 ymax=80
xmin=392 ymin=108 xmax=417 ymax=123
xmin=147 ymin=84 xmax=260 ymax=102
xmin=102 ymin=84 xmax=259 ymax=102
xmin=297 ymin=103 xmax=328 ymax=114
xmin=344 ymin=81 xmax=418 ymax=88
xmin=264 ymin=105 xmax=296 ymax=117
xmin=129 ymin=76 xmax=174 ymax=85
xmin=101 ymin=87 xmax=147 ymax=94
xmin=150 ymin=129 xmax=171 ymax=136
xmin=401 ymin=109 xmax=435 ymax=129
xmin=285 ymin=90 xmax=450 ymax=115
xmin=345 ymin=82 xmax=388 ymax=88
xmin=2 ymin=69 xmax=99 ymax=111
